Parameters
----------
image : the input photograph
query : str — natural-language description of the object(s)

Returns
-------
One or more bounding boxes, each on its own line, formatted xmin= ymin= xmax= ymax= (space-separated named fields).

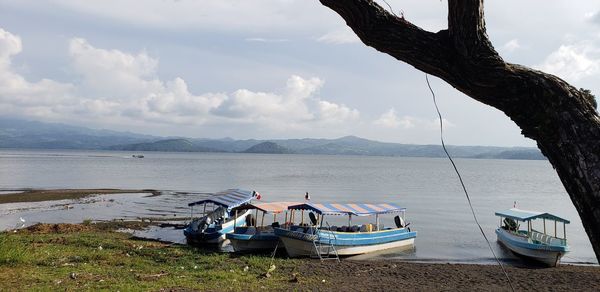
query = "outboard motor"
xmin=394 ymin=215 xmax=410 ymax=229
xmin=309 ymin=212 xmax=318 ymax=226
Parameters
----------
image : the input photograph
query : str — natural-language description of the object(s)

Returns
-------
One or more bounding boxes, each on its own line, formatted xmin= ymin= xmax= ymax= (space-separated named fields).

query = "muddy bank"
xmin=0 ymin=189 xmax=159 ymax=204
xmin=301 ymin=260 xmax=600 ymax=291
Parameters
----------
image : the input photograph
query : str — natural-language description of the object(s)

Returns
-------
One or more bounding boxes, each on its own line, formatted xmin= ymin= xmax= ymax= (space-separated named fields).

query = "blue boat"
xmin=274 ymin=202 xmax=417 ymax=258
xmin=184 ymin=189 xmax=256 ymax=245
xmin=495 ymin=208 xmax=570 ymax=266
xmin=226 ymin=202 xmax=300 ymax=252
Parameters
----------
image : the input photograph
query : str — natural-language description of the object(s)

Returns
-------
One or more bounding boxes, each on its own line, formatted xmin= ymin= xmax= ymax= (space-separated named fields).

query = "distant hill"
xmin=0 ymin=118 xmax=546 ymax=160
xmin=243 ymin=142 xmax=294 ymax=154
xmin=0 ymin=118 xmax=154 ymax=149
xmin=108 ymin=139 xmax=219 ymax=152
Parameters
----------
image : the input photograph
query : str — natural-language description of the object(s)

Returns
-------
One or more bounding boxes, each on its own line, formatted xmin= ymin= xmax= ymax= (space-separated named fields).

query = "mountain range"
xmin=0 ymin=118 xmax=546 ymax=160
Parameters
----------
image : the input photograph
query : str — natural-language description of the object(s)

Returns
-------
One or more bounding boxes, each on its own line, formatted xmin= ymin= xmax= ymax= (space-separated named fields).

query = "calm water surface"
xmin=0 ymin=149 xmax=596 ymax=265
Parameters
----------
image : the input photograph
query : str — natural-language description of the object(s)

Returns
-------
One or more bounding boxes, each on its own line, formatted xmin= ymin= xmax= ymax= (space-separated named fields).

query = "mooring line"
xmin=426 ymin=74 xmax=515 ymax=292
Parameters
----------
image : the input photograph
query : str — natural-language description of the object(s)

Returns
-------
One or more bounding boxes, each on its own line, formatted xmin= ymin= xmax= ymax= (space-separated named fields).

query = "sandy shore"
xmin=0 ymin=188 xmax=159 ymax=204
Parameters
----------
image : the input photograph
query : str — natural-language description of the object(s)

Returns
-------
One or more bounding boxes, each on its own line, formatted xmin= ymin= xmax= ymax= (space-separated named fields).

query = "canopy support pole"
xmin=190 ymin=206 xmax=193 ymax=223
xmin=255 ymin=209 xmax=258 ymax=227
xmin=234 ymin=209 xmax=238 ymax=229
xmin=348 ymin=214 xmax=352 ymax=226
xmin=543 ymin=218 xmax=546 ymax=234
xmin=376 ymin=214 xmax=380 ymax=231
xmin=564 ymin=222 xmax=567 ymax=240
xmin=554 ymin=220 xmax=557 ymax=237
xmin=261 ymin=211 xmax=265 ymax=228
xmin=301 ymin=210 xmax=304 ymax=225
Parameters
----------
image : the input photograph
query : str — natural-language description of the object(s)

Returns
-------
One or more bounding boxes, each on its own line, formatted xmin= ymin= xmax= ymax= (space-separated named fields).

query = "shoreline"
xmin=1 ymin=222 xmax=599 ymax=291
xmin=0 ymin=188 xmax=159 ymax=204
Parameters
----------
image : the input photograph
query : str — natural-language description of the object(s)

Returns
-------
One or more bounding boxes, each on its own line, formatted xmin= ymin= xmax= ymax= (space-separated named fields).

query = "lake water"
xmin=0 ymin=149 xmax=596 ymax=265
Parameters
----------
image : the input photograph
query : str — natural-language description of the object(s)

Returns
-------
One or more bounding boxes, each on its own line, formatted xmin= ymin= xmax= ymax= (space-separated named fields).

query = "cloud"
xmin=373 ymin=108 xmax=454 ymax=130
xmin=317 ymin=28 xmax=360 ymax=44
xmin=537 ymin=42 xmax=600 ymax=82
xmin=212 ymin=75 xmax=360 ymax=128
xmin=373 ymin=108 xmax=415 ymax=129
xmin=502 ymin=39 xmax=521 ymax=52
xmin=585 ymin=11 xmax=600 ymax=24
xmin=0 ymin=27 xmax=360 ymax=132
xmin=0 ymin=28 xmax=75 ymax=108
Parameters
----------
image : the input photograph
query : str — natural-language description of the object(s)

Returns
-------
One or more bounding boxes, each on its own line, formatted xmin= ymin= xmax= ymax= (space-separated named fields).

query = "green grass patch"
xmin=0 ymin=223 xmax=315 ymax=290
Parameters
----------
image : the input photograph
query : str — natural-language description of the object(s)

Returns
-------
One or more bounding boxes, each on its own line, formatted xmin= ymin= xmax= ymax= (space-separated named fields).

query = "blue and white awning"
xmin=495 ymin=208 xmax=570 ymax=224
xmin=187 ymin=189 xmax=256 ymax=210
xmin=288 ymin=202 xmax=406 ymax=216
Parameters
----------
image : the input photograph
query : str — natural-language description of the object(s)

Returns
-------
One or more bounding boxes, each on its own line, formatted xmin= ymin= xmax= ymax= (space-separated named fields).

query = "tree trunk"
xmin=320 ymin=0 xmax=600 ymax=262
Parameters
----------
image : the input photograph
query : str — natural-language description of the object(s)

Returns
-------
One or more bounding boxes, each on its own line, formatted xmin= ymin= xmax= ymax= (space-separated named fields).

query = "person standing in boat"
xmin=305 ymin=191 xmax=310 ymax=200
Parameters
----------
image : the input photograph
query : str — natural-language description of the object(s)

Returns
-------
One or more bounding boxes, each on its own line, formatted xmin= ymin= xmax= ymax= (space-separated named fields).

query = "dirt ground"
xmin=296 ymin=260 xmax=600 ymax=291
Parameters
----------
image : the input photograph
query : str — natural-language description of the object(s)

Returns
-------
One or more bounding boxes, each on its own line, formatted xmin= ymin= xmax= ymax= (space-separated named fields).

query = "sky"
xmin=0 ymin=0 xmax=599 ymax=146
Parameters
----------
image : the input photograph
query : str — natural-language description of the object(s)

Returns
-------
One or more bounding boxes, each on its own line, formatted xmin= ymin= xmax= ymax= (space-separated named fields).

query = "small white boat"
xmin=183 ymin=189 xmax=257 ymax=245
xmin=226 ymin=201 xmax=300 ymax=253
xmin=495 ymin=208 xmax=570 ymax=267
xmin=274 ymin=202 xmax=417 ymax=258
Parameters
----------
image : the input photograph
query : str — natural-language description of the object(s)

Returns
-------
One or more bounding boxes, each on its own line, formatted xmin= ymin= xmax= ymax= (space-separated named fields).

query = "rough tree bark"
xmin=319 ymin=0 xmax=600 ymax=262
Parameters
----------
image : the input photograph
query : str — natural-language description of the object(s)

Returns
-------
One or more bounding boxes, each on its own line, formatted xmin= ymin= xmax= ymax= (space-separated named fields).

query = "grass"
xmin=0 ymin=223 xmax=313 ymax=291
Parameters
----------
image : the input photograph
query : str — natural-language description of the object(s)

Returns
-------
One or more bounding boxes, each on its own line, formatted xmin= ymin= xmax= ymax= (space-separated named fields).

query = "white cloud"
xmin=213 ymin=75 xmax=360 ymax=129
xmin=373 ymin=108 xmax=454 ymax=130
xmin=537 ymin=42 xmax=600 ymax=82
xmin=373 ymin=108 xmax=414 ymax=129
xmin=317 ymin=28 xmax=360 ymax=44
xmin=0 ymin=28 xmax=360 ymax=132
xmin=316 ymin=100 xmax=360 ymax=123
xmin=0 ymin=28 xmax=75 ymax=109
xmin=502 ymin=39 xmax=521 ymax=52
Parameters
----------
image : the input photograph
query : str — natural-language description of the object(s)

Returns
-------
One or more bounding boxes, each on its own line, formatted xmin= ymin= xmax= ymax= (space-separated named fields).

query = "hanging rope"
xmin=426 ymin=74 xmax=515 ymax=292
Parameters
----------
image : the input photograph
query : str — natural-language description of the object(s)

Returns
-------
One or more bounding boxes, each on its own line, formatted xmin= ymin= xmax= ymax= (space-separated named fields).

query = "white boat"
xmin=495 ymin=208 xmax=570 ymax=267
xmin=226 ymin=201 xmax=300 ymax=252
xmin=183 ymin=189 xmax=257 ymax=245
xmin=274 ymin=202 xmax=417 ymax=258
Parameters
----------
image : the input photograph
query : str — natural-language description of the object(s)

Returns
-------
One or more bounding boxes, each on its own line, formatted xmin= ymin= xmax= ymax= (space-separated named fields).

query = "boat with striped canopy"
xmin=226 ymin=202 xmax=300 ymax=252
xmin=183 ymin=189 xmax=257 ymax=244
xmin=274 ymin=202 xmax=417 ymax=258
xmin=495 ymin=208 xmax=570 ymax=267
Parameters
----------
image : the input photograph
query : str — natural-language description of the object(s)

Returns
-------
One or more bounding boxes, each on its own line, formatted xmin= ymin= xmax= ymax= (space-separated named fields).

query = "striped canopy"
xmin=187 ymin=189 xmax=255 ymax=210
xmin=288 ymin=202 xmax=406 ymax=216
xmin=232 ymin=202 xmax=302 ymax=214
xmin=495 ymin=208 xmax=570 ymax=224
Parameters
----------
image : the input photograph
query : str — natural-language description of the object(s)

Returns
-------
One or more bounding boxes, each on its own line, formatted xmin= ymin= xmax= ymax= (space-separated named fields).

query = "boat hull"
xmin=275 ymin=227 xmax=417 ymax=257
xmin=184 ymin=210 xmax=251 ymax=245
xmin=496 ymin=228 xmax=568 ymax=267
xmin=227 ymin=234 xmax=279 ymax=252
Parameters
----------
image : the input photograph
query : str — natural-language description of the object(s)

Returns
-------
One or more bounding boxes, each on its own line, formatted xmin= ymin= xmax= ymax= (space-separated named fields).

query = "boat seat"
xmin=541 ymin=234 xmax=550 ymax=244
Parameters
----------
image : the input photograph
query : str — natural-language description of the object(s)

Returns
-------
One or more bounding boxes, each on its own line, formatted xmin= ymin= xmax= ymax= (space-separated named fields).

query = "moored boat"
xmin=495 ymin=208 xmax=570 ymax=267
xmin=226 ymin=202 xmax=300 ymax=252
xmin=274 ymin=202 xmax=417 ymax=258
xmin=183 ymin=189 xmax=256 ymax=245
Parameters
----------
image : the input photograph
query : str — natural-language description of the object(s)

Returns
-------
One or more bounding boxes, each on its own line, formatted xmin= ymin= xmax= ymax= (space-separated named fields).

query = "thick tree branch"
xmin=319 ymin=0 xmax=453 ymax=79
xmin=447 ymin=0 xmax=497 ymax=59
xmin=320 ymin=0 xmax=600 ymax=262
